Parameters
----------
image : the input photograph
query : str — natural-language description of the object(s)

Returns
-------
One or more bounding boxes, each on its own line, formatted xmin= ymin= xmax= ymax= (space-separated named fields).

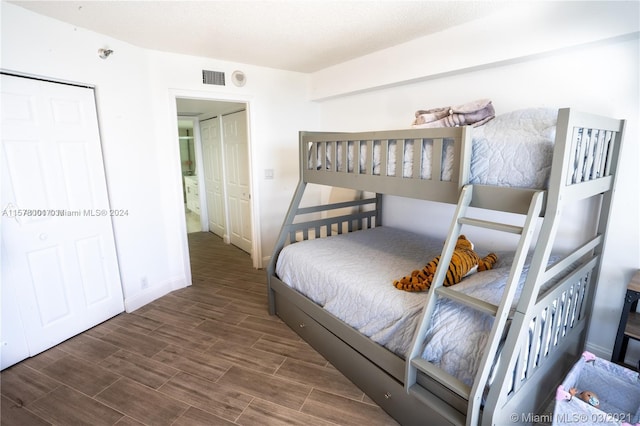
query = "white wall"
xmin=1 ymin=2 xmax=318 ymax=311
xmin=311 ymin=1 xmax=639 ymax=101
xmin=312 ymin=4 xmax=639 ymax=361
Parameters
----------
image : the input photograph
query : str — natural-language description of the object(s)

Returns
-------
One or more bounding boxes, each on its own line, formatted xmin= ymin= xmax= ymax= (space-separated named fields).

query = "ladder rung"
xmin=458 ymin=217 xmax=523 ymax=234
xmin=436 ymin=287 xmax=499 ymax=316
xmin=410 ymin=358 xmax=471 ymax=399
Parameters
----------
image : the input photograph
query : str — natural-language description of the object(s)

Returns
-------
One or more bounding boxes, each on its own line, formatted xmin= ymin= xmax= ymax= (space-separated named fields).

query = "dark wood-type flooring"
xmin=1 ymin=232 xmax=397 ymax=426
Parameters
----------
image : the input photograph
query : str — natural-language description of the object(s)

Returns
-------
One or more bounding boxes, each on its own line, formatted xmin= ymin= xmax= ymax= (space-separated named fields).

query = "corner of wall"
xmin=123 ymin=276 xmax=187 ymax=313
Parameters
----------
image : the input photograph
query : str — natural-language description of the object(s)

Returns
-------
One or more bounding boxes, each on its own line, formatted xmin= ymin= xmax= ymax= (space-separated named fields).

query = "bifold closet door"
xmin=201 ymin=117 xmax=226 ymax=238
xmin=223 ymin=110 xmax=252 ymax=254
xmin=1 ymin=74 xmax=124 ymax=369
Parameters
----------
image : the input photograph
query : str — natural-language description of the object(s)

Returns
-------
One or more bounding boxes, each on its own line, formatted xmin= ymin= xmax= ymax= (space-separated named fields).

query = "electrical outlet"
xmin=141 ymin=277 xmax=149 ymax=289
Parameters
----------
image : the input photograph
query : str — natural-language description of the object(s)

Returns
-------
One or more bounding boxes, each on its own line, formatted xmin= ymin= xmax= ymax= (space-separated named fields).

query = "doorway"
xmin=174 ymin=97 xmax=256 ymax=260
xmin=177 ymin=117 xmax=201 ymax=233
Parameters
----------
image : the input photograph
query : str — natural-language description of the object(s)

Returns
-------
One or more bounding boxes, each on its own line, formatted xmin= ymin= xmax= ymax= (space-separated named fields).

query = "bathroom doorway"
xmin=177 ymin=117 xmax=201 ymax=233
xmin=174 ymin=98 xmax=254 ymax=255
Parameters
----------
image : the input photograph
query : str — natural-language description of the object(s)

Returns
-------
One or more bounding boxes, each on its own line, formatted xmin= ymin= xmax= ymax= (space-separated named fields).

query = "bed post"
xmin=375 ymin=193 xmax=383 ymax=226
xmin=267 ymin=132 xmax=310 ymax=315
xmin=582 ymin=116 xmax=626 ymax=323
xmin=266 ymin=181 xmax=307 ymax=314
xmin=458 ymin=125 xmax=472 ymax=188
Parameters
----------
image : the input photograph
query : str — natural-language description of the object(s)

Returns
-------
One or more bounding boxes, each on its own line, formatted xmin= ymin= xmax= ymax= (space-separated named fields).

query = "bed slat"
xmin=540 ymin=235 xmax=602 ymax=290
xmin=394 ymin=139 xmax=403 ymax=177
xmin=432 ymin=138 xmax=443 ymax=181
xmin=457 ymin=217 xmax=523 ymax=234
xmin=411 ymin=358 xmax=471 ymax=399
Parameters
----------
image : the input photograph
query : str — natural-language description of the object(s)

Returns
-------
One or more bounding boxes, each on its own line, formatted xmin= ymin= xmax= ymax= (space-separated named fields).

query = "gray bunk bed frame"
xmin=266 ymin=108 xmax=626 ymax=425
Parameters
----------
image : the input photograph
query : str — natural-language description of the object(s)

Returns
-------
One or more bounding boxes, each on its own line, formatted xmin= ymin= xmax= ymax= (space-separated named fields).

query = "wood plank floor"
xmin=1 ymin=232 xmax=398 ymax=426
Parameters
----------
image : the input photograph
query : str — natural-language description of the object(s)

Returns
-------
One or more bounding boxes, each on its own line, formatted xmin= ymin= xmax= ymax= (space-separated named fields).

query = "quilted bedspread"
xmin=469 ymin=107 xmax=558 ymax=189
xmin=275 ymin=226 xmax=537 ymax=386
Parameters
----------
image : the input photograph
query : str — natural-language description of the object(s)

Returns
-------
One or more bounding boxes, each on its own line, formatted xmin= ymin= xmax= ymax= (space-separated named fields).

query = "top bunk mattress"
xmin=309 ymin=108 xmax=559 ymax=189
xmin=275 ymin=226 xmax=541 ymax=386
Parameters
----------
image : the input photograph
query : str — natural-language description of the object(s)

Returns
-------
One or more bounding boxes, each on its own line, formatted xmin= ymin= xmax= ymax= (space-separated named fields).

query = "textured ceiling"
xmin=10 ymin=0 xmax=510 ymax=73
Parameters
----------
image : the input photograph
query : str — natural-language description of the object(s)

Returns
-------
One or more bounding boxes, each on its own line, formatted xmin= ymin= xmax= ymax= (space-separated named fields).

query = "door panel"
xmin=1 ymin=74 xmax=124 ymax=368
xmin=201 ymin=118 xmax=226 ymax=238
xmin=223 ymin=111 xmax=252 ymax=253
xmin=77 ymin=235 xmax=112 ymax=305
xmin=0 ymin=272 xmax=29 ymax=369
xmin=27 ymin=246 xmax=71 ymax=324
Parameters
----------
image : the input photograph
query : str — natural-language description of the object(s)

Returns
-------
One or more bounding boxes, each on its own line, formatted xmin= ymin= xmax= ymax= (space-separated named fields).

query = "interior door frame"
xmin=168 ymin=90 xmax=262 ymax=273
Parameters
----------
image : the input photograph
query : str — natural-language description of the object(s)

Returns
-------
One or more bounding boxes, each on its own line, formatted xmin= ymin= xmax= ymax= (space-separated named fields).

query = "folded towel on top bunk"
xmin=412 ymin=99 xmax=495 ymax=128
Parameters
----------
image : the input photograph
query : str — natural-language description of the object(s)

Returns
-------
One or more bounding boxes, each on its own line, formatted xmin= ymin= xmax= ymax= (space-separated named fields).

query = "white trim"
xmin=223 ymin=107 xmax=261 ymax=266
xmin=0 ymin=69 xmax=94 ymax=89
xmin=245 ymin=103 xmax=263 ymax=268
xmin=192 ymin=117 xmax=209 ymax=232
xmin=167 ymin=99 xmax=193 ymax=290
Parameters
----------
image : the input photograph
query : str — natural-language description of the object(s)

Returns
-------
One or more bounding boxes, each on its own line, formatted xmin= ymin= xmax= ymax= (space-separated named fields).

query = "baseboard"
xmin=584 ymin=340 xmax=640 ymax=370
xmin=584 ymin=341 xmax=611 ymax=360
xmin=124 ymin=276 xmax=187 ymax=312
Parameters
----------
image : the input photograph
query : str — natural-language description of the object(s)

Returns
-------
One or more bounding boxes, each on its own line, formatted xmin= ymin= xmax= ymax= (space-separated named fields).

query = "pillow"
xmin=470 ymin=108 xmax=558 ymax=189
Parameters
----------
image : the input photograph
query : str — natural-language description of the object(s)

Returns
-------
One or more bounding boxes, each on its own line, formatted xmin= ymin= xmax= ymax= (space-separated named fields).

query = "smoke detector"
xmin=231 ymin=70 xmax=246 ymax=87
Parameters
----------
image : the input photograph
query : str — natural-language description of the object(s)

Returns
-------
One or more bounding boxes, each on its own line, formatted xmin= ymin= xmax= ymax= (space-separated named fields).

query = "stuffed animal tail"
xmin=478 ymin=253 xmax=498 ymax=271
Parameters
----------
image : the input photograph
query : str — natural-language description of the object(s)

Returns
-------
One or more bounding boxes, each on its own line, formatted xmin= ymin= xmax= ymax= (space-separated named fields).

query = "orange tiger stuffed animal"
xmin=393 ymin=235 xmax=498 ymax=292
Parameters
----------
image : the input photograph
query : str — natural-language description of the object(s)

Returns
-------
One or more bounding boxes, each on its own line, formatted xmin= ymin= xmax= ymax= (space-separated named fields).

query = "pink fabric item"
xmin=413 ymin=99 xmax=495 ymax=128
xmin=556 ymin=385 xmax=572 ymax=401
xmin=582 ymin=351 xmax=597 ymax=362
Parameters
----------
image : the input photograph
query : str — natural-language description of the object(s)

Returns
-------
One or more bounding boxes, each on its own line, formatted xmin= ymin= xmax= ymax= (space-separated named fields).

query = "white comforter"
xmin=276 ymin=226 xmax=534 ymax=386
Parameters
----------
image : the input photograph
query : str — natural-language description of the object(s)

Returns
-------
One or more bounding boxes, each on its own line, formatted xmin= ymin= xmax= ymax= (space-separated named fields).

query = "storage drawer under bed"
xmin=273 ymin=288 xmax=465 ymax=425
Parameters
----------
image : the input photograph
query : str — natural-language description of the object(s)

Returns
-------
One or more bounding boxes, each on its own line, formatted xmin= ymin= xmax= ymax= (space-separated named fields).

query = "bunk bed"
xmin=266 ymin=108 xmax=626 ymax=425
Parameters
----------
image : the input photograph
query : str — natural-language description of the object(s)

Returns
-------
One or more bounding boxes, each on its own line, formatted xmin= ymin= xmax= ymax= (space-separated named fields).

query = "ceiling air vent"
xmin=202 ymin=70 xmax=225 ymax=86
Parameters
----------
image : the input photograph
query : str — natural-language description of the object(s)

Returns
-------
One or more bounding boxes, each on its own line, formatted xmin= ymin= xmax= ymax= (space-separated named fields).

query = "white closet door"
xmin=201 ymin=118 xmax=226 ymax=238
xmin=223 ymin=110 xmax=252 ymax=253
xmin=1 ymin=74 xmax=124 ymax=369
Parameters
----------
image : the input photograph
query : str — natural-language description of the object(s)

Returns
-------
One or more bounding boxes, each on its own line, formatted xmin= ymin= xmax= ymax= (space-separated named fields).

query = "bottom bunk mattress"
xmin=275 ymin=226 xmax=544 ymax=387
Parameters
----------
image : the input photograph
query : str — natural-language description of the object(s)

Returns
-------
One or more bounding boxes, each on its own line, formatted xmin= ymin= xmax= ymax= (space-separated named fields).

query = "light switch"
xmin=264 ymin=169 xmax=274 ymax=179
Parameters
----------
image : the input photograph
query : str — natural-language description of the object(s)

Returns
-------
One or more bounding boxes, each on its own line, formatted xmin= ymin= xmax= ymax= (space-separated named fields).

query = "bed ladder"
xmin=405 ymin=184 xmax=545 ymax=426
